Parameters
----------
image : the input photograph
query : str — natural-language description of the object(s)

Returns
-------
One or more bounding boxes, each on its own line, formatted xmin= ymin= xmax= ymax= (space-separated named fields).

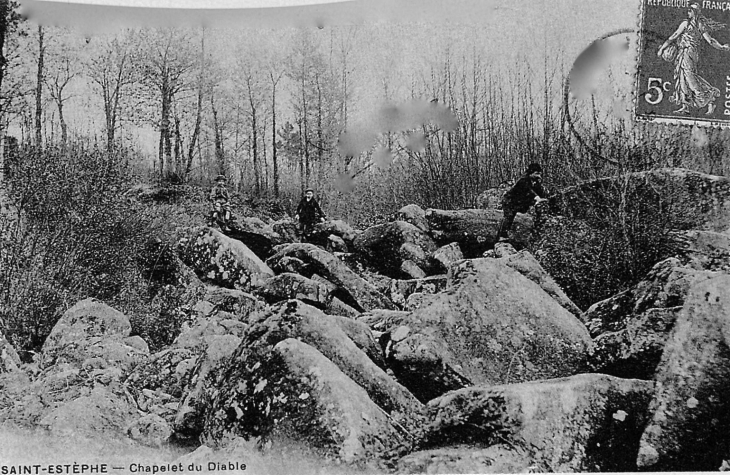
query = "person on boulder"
xmin=498 ymin=163 xmax=548 ymax=241
xmin=295 ymin=188 xmax=326 ymax=240
xmin=209 ymin=174 xmax=232 ymax=231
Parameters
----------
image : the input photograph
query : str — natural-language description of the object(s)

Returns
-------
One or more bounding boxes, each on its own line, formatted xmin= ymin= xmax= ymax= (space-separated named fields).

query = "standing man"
xmin=209 ymin=174 xmax=232 ymax=231
xmin=295 ymin=188 xmax=326 ymax=240
xmin=498 ymin=163 xmax=548 ymax=241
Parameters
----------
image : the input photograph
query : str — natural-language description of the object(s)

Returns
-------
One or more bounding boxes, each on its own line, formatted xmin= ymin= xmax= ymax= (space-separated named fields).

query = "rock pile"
xmin=2 ymin=167 xmax=730 ymax=472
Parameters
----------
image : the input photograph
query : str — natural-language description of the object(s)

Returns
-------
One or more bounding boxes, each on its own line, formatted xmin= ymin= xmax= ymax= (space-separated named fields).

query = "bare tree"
xmin=44 ymin=30 xmax=83 ymax=147
xmin=34 ymin=25 xmax=44 ymax=147
xmin=137 ymin=28 xmax=196 ymax=178
xmin=87 ymin=32 xmax=139 ymax=152
xmin=184 ymin=27 xmax=206 ymax=177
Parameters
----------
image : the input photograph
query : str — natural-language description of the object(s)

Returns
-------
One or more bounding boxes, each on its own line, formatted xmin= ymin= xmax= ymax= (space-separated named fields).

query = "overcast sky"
xmin=15 ymin=0 xmax=642 ymax=154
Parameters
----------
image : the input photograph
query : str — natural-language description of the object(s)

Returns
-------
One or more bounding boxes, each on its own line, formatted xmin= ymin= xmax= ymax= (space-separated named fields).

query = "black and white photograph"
xmin=1 ymin=0 xmax=730 ymax=473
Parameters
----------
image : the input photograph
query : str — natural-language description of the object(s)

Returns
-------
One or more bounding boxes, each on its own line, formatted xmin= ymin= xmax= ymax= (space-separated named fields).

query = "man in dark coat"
xmin=209 ymin=174 xmax=232 ymax=231
xmin=498 ymin=163 xmax=548 ymax=240
xmin=295 ymin=188 xmax=326 ymax=239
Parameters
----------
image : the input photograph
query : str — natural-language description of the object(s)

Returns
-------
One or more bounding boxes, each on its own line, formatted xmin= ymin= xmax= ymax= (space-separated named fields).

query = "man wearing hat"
xmin=210 ymin=174 xmax=232 ymax=231
xmin=497 ymin=163 xmax=548 ymax=241
xmin=295 ymin=188 xmax=326 ymax=239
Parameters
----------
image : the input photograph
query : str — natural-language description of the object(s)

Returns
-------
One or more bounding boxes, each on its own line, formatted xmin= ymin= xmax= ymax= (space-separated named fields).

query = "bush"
xmin=530 ymin=172 xmax=690 ymax=310
xmin=0 ymin=143 xmax=158 ymax=358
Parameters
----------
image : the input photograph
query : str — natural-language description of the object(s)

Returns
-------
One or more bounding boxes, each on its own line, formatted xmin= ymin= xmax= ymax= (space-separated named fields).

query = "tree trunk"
xmin=35 ymin=25 xmax=44 ymax=147
xmin=57 ymin=100 xmax=67 ymax=146
xmin=251 ymin=107 xmax=259 ymax=195
xmin=174 ymin=114 xmax=182 ymax=176
xmin=105 ymin=89 xmax=116 ymax=152
xmin=211 ymin=96 xmax=224 ymax=176
xmin=159 ymin=75 xmax=171 ymax=176
xmin=271 ymin=75 xmax=279 ymax=197
xmin=186 ymin=28 xmax=205 ymax=178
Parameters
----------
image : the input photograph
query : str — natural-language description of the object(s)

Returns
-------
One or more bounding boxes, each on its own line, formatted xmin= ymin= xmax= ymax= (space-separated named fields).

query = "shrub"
xmin=530 ymin=172 xmax=690 ymax=310
xmin=0 ymin=142 xmax=158 ymax=358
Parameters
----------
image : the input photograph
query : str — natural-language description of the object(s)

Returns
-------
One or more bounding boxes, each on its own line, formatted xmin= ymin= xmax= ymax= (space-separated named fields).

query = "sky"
xmin=14 ymin=0 xmax=643 ymax=155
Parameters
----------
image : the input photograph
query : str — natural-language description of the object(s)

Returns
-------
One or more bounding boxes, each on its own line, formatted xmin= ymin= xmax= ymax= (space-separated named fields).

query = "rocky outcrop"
xmin=177 ymin=227 xmax=274 ymax=291
xmin=428 ymin=374 xmax=654 ymax=472
xmin=205 ymin=338 xmax=414 ymax=468
xmin=584 ymin=257 xmax=717 ymax=336
xmin=387 ymin=259 xmax=592 ymax=401
xmin=637 ymin=275 xmax=730 ymax=471
xmin=175 ymin=334 xmax=242 ymax=437
xmin=493 ymin=247 xmax=582 ymax=317
xmin=266 ymin=243 xmax=396 ymax=311
xmin=589 ymin=307 xmax=682 ymax=380
xmin=550 ymin=168 xmax=730 ymax=232
xmin=353 ymin=221 xmax=438 ymax=277
xmin=197 ymin=301 xmax=423 ymax=449
xmin=584 ymin=258 xmax=719 ymax=379
xmin=425 ymin=208 xmax=533 ymax=257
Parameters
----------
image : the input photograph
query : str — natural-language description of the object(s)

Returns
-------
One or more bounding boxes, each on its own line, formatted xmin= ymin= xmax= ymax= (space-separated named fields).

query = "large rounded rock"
xmin=397 ymin=204 xmax=429 ymax=233
xmin=203 ymin=338 xmax=417 ymax=468
xmin=174 ymin=334 xmax=242 ymax=437
xmin=637 ymin=275 xmax=730 ymax=471
xmin=388 ymin=259 xmax=591 ymax=401
xmin=428 ymin=374 xmax=654 ymax=472
xmin=353 ymin=220 xmax=438 ymax=277
xmin=266 ymin=243 xmax=396 ymax=311
xmin=127 ymin=413 xmax=172 ymax=448
xmin=493 ymin=248 xmax=581 ymax=317
xmin=177 ymin=227 xmax=274 ymax=291
xmin=38 ymin=386 xmax=138 ymax=439
xmin=191 ymin=301 xmax=422 ymax=442
xmin=41 ymin=298 xmax=146 ymax=370
xmin=431 ymin=242 xmax=464 ymax=273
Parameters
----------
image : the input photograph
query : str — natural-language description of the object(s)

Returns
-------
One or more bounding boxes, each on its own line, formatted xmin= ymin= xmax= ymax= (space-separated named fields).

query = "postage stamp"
xmin=636 ymin=0 xmax=730 ymax=126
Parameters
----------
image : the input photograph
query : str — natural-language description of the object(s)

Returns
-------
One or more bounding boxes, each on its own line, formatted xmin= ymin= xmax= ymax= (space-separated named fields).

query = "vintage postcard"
xmin=1 ymin=0 xmax=730 ymax=474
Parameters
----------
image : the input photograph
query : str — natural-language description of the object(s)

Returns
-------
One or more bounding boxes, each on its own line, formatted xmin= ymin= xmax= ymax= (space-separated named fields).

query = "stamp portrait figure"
xmin=657 ymin=2 xmax=730 ymax=114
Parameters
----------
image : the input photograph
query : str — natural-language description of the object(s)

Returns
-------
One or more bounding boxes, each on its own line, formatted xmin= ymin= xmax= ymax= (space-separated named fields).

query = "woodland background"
xmin=1 ymin=0 xmax=730 ymax=356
